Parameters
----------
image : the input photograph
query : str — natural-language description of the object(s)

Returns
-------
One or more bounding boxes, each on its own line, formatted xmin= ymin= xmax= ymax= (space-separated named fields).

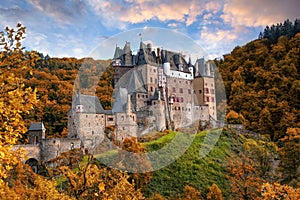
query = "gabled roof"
xmin=29 ymin=122 xmax=45 ymax=131
xmin=112 ymin=87 xmax=129 ymax=113
xmin=75 ymin=93 xmax=107 ymax=114
xmin=113 ymin=46 xmax=124 ymax=59
xmin=114 ymin=68 xmax=147 ymax=94
xmin=127 ymin=69 xmax=147 ymax=93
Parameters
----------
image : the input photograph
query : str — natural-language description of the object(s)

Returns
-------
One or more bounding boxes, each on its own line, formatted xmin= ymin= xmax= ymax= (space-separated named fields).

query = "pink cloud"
xmin=87 ymin=0 xmax=207 ymax=28
xmin=222 ymin=0 xmax=300 ymax=27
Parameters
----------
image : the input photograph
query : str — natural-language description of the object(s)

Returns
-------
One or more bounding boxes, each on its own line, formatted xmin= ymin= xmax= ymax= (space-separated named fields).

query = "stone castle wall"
xmin=71 ymin=113 xmax=106 ymax=150
xmin=40 ymin=138 xmax=81 ymax=161
xmin=12 ymin=144 xmax=41 ymax=162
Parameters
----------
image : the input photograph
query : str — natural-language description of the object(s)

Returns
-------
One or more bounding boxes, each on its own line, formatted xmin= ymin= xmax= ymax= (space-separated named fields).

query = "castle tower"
xmin=75 ymin=92 xmax=84 ymax=113
xmin=193 ymin=60 xmax=217 ymax=121
xmin=123 ymin=41 xmax=133 ymax=66
xmin=28 ymin=122 xmax=46 ymax=144
xmin=149 ymin=89 xmax=166 ymax=131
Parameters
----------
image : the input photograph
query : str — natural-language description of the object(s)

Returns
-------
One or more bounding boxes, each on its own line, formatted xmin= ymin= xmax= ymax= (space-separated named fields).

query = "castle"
xmin=13 ymin=41 xmax=217 ymax=170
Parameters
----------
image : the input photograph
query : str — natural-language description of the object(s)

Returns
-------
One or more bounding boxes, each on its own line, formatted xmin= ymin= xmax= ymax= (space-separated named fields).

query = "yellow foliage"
xmin=0 ymin=23 xmax=38 ymax=189
xmin=261 ymin=182 xmax=300 ymax=200
xmin=207 ymin=183 xmax=224 ymax=200
xmin=58 ymin=155 xmax=144 ymax=199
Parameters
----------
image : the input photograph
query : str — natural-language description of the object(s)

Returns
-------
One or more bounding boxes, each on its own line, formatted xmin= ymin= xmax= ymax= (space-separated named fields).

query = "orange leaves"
xmin=57 ymin=155 xmax=144 ymax=199
xmin=206 ymin=183 xmax=224 ymax=200
xmin=0 ymin=24 xmax=39 ymax=188
xmin=261 ymin=182 xmax=300 ymax=200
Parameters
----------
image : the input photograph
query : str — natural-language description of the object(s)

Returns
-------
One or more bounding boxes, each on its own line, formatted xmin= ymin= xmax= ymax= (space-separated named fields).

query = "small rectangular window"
xmin=205 ymin=88 xmax=209 ymax=94
xmin=108 ymin=117 xmax=113 ymax=121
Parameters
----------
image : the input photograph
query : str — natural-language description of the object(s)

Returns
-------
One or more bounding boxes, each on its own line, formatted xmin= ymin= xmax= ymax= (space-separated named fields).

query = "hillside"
xmin=95 ymin=129 xmax=278 ymax=199
xmin=215 ymin=28 xmax=300 ymax=141
xmin=22 ymin=56 xmax=113 ymax=138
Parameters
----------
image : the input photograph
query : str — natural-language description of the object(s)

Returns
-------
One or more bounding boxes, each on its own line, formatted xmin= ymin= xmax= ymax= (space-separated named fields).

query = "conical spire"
xmin=76 ymin=90 xmax=81 ymax=105
xmin=126 ymin=94 xmax=132 ymax=115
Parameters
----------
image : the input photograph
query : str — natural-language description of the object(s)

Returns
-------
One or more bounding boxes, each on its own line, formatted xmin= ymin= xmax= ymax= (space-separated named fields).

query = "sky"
xmin=0 ymin=0 xmax=299 ymax=60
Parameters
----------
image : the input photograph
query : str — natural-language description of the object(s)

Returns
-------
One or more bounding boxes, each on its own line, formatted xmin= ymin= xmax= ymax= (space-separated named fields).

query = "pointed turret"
xmin=126 ymin=94 xmax=132 ymax=116
xmin=113 ymin=45 xmax=123 ymax=59
xmin=123 ymin=41 xmax=133 ymax=66
xmin=123 ymin=41 xmax=131 ymax=54
xmin=75 ymin=91 xmax=84 ymax=113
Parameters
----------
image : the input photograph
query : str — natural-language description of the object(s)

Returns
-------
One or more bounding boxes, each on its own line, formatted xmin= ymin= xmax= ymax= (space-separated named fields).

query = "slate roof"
xmin=162 ymin=50 xmax=190 ymax=73
xmin=112 ymin=87 xmax=128 ymax=113
xmin=123 ymin=42 xmax=132 ymax=54
xmin=114 ymin=68 xmax=147 ymax=94
xmin=113 ymin=46 xmax=123 ymax=59
xmin=137 ymin=42 xmax=157 ymax=65
xmin=75 ymin=93 xmax=108 ymax=114
xmin=28 ymin=122 xmax=45 ymax=131
xmin=127 ymin=69 xmax=147 ymax=93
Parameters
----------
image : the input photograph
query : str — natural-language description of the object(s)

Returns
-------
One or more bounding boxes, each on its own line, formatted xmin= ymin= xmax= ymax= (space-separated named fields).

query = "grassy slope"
xmin=94 ymin=129 xmax=276 ymax=199
xmin=142 ymin=130 xmax=231 ymax=198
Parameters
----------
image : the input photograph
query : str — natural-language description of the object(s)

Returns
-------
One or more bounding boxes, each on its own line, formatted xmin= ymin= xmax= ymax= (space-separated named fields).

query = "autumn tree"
xmin=216 ymin=24 xmax=300 ymax=141
xmin=115 ymin=137 xmax=153 ymax=190
xmin=258 ymin=107 xmax=273 ymax=136
xmin=278 ymin=128 xmax=300 ymax=186
xmin=226 ymin=151 xmax=265 ymax=199
xmin=260 ymin=182 xmax=300 ymax=200
xmin=0 ymin=23 xmax=73 ymax=199
xmin=226 ymin=110 xmax=245 ymax=125
xmin=176 ymin=185 xmax=203 ymax=200
xmin=58 ymin=155 xmax=144 ymax=199
xmin=206 ymin=183 xmax=224 ymax=200
xmin=147 ymin=193 xmax=166 ymax=200
xmin=0 ymin=23 xmax=38 ymax=187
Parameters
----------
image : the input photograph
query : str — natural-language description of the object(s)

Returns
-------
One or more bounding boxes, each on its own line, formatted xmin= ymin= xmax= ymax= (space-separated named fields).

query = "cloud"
xmin=205 ymin=1 xmax=222 ymax=14
xmin=86 ymin=0 xmax=207 ymax=28
xmin=197 ymin=26 xmax=240 ymax=59
xmin=0 ymin=6 xmax=33 ymax=27
xmin=222 ymin=0 xmax=300 ymax=27
xmin=27 ymin=0 xmax=87 ymax=24
xmin=168 ymin=23 xmax=179 ymax=28
xmin=200 ymin=27 xmax=237 ymax=43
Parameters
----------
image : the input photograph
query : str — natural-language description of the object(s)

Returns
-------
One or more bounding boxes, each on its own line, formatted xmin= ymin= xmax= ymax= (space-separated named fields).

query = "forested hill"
xmin=259 ymin=19 xmax=300 ymax=43
xmin=23 ymin=56 xmax=113 ymax=138
xmin=215 ymin=21 xmax=300 ymax=141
